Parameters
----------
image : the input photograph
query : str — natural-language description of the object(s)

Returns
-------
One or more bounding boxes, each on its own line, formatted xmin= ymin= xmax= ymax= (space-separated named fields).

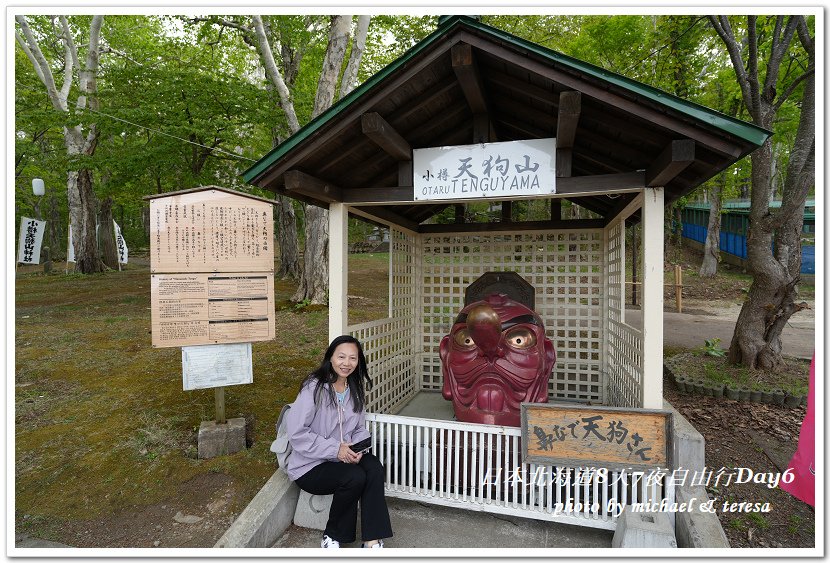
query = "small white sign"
xmin=17 ymin=217 xmax=46 ymax=264
xmin=413 ymin=138 xmax=556 ymax=201
xmin=181 ymin=342 xmax=253 ymax=391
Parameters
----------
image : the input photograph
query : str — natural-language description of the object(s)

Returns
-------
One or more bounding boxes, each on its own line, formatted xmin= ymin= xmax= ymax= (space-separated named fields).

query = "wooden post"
xmin=674 ymin=264 xmax=683 ymax=313
xmin=215 ymin=386 xmax=226 ymax=424
xmin=631 ymin=224 xmax=638 ymax=306
xmin=641 ymin=188 xmax=664 ymax=409
xmin=329 ymin=202 xmax=349 ymax=341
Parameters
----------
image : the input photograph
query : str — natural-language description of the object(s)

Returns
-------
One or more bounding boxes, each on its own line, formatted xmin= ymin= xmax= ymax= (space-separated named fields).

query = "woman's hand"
xmin=338 ymin=443 xmax=362 ymax=464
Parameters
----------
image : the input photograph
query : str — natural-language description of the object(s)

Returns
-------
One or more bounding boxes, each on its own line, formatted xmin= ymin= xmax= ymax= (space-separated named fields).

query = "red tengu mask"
xmin=440 ymin=293 xmax=556 ymax=427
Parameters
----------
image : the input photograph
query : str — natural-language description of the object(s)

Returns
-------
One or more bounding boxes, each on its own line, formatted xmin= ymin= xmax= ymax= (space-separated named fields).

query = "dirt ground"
xmin=665 ymin=375 xmax=815 ymax=548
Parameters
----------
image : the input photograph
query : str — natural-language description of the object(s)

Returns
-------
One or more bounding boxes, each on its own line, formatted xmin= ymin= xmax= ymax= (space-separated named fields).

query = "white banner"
xmin=413 ymin=138 xmax=556 ymax=201
xmin=114 ymin=220 xmax=128 ymax=264
xmin=67 ymin=225 xmax=75 ymax=263
xmin=17 ymin=217 xmax=46 ymax=264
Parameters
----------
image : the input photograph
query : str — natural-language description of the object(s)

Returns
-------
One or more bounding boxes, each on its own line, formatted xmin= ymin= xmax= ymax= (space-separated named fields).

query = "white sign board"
xmin=413 ymin=138 xmax=556 ymax=201
xmin=18 ymin=217 xmax=46 ymax=264
xmin=182 ymin=342 xmax=253 ymax=390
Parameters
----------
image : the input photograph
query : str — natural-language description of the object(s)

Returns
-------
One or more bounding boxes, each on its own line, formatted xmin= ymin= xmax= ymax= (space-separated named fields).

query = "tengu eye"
xmin=453 ymin=328 xmax=476 ymax=349
xmin=505 ymin=327 xmax=536 ymax=349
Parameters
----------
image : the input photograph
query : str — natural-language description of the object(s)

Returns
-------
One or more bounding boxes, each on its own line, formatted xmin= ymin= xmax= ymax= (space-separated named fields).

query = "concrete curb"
xmin=214 ymin=470 xmax=299 ymax=548
xmin=674 ymin=485 xmax=730 ymax=548
xmin=663 ymin=400 xmax=730 ymax=548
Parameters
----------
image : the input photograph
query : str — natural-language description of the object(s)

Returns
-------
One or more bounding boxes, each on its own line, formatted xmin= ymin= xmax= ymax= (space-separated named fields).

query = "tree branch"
xmin=252 ymin=14 xmax=300 ymax=134
xmin=747 ymin=16 xmax=762 ymax=118
xmin=15 ymin=15 xmax=66 ymax=111
xmin=763 ymin=16 xmax=799 ymax=103
xmin=772 ymin=66 xmax=814 ymax=112
xmin=339 ymin=15 xmax=370 ymax=98
xmin=709 ymin=16 xmax=754 ymax=118
xmin=56 ymin=17 xmax=75 ymax=104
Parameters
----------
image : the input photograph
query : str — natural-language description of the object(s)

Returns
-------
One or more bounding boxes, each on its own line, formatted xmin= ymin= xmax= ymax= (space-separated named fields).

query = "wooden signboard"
xmin=151 ymin=273 xmax=275 ymax=348
xmin=149 ymin=188 xmax=274 ymax=273
xmin=521 ymin=403 xmax=672 ymax=471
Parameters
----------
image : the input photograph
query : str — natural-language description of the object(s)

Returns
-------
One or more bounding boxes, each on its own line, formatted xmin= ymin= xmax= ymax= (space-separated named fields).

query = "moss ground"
xmin=14 ymin=253 xmax=390 ymax=538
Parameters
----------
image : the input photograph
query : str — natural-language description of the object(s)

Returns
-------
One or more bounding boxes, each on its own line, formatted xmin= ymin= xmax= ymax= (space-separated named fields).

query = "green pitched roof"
xmin=243 ymin=15 xmax=770 ymax=184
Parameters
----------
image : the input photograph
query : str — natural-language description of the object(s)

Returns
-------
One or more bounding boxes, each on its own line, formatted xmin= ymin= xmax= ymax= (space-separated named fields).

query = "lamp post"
xmin=31 ymin=178 xmax=51 ymax=272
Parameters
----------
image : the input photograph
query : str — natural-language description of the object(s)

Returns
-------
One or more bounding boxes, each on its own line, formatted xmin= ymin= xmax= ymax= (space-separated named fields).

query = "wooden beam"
xmin=342 ymin=172 xmax=644 ymax=205
xmin=473 ymin=113 xmax=491 ymax=143
xmin=284 ymin=170 xmax=342 ymax=203
xmin=361 ymin=112 xmax=412 ymax=161
xmin=343 ymin=186 xmax=413 ymax=204
xmin=350 ymin=206 xmax=419 ymax=234
xmin=557 ymin=172 xmax=645 ymax=195
xmin=419 ymin=218 xmax=605 ymax=234
xmin=501 ymin=200 xmax=512 ymax=222
xmin=550 ymin=199 xmax=562 ymax=220
xmin=398 ymin=161 xmax=413 ymax=188
xmin=556 ymin=91 xmax=581 ymax=148
xmin=645 ymin=139 xmax=695 ymax=187
xmin=452 ymin=43 xmax=488 ymax=114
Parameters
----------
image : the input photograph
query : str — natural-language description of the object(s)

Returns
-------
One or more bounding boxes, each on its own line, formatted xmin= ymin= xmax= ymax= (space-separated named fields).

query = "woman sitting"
xmin=284 ymin=335 xmax=393 ymax=548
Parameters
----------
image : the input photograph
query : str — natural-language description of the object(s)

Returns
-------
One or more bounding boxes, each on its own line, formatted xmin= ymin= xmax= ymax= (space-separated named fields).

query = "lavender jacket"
xmin=284 ymin=379 xmax=371 ymax=481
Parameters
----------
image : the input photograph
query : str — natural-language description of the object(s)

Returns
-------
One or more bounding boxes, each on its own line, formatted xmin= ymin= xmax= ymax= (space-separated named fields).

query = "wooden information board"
xmin=151 ymin=272 xmax=275 ymax=348
xmin=521 ymin=403 xmax=672 ymax=471
xmin=150 ymin=188 xmax=274 ymax=273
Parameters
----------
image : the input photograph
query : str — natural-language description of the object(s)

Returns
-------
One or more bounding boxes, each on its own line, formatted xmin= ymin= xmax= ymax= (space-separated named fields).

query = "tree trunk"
xmin=339 ymin=15 xmax=370 ymax=97
xmin=98 ymin=197 xmax=118 ymax=269
xmin=709 ymin=15 xmax=814 ymax=370
xmin=275 ymin=195 xmax=301 ymax=279
xmin=47 ymin=195 xmax=63 ymax=260
xmin=291 ymin=205 xmax=329 ymax=303
xmin=699 ymin=178 xmax=724 ymax=277
xmin=292 ymin=15 xmax=352 ymax=304
xmin=68 ymin=168 xmax=104 ymax=273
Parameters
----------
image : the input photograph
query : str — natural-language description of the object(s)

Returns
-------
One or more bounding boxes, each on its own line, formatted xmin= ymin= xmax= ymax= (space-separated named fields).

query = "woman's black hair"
xmin=304 ymin=335 xmax=372 ymax=412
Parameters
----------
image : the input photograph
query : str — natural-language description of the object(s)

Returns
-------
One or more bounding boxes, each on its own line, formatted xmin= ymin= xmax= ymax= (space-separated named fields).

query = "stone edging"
xmin=664 ymin=353 xmax=807 ymax=408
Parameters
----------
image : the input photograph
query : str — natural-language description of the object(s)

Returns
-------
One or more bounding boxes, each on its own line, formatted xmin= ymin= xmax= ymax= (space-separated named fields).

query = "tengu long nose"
xmin=466 ymin=303 xmax=502 ymax=361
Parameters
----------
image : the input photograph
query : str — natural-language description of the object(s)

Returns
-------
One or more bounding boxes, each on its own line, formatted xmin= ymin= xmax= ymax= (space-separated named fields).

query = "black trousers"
xmin=294 ymin=453 xmax=393 ymax=544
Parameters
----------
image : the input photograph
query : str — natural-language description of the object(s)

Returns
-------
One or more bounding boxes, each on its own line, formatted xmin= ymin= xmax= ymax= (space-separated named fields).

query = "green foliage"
xmin=703 ymin=338 xmax=727 ymax=357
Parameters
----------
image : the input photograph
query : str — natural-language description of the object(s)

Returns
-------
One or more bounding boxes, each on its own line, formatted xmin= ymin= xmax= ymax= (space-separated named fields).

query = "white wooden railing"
xmin=366 ymin=413 xmax=673 ymax=530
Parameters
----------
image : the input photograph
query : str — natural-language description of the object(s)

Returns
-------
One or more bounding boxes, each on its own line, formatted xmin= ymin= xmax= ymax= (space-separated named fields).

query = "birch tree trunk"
xmin=710 ymin=15 xmax=814 ymax=370
xmin=699 ymin=178 xmax=723 ymax=277
xmin=292 ymin=15 xmax=353 ymax=304
xmin=16 ymin=15 xmax=105 ymax=273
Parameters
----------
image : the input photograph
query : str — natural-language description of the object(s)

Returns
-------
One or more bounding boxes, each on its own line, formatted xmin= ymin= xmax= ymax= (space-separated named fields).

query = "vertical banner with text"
xmin=17 ymin=217 xmax=46 ymax=264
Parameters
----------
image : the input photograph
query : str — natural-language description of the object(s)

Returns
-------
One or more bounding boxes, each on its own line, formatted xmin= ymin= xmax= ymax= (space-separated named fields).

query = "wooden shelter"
xmin=244 ymin=16 xmax=768 ymax=528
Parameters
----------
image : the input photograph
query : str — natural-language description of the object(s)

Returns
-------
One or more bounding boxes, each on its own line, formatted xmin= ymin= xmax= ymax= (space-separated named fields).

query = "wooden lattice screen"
xmin=604 ymin=220 xmax=644 ymax=407
xmin=418 ymin=230 xmax=605 ymax=403
xmin=351 ymin=224 xmax=646 ymax=414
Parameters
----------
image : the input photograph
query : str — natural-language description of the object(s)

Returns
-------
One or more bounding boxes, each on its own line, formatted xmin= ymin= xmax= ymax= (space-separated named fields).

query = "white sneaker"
xmin=321 ymin=535 xmax=340 ymax=548
xmin=362 ymin=539 xmax=384 ymax=548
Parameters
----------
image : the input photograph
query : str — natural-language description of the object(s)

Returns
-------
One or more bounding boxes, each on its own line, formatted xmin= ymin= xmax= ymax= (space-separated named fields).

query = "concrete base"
xmin=611 ymin=507 xmax=677 ymax=548
xmin=674 ymin=486 xmax=730 ymax=548
xmin=293 ymin=491 xmax=333 ymax=530
xmin=198 ymin=418 xmax=246 ymax=459
xmin=214 ymin=470 xmax=300 ymax=548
